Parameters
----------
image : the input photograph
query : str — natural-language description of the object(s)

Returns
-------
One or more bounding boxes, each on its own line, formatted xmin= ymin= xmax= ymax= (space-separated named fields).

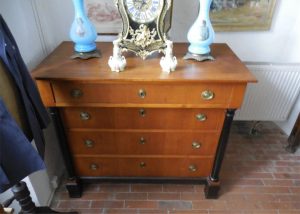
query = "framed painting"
xmin=85 ymin=0 xmax=122 ymax=34
xmin=210 ymin=0 xmax=277 ymax=31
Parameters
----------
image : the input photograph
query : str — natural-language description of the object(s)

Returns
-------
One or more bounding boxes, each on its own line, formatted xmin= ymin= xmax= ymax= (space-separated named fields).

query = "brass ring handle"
xmin=139 ymin=162 xmax=146 ymax=168
xmin=84 ymin=139 xmax=94 ymax=148
xmin=139 ymin=108 xmax=146 ymax=117
xmin=80 ymin=112 xmax=91 ymax=120
xmin=90 ymin=163 xmax=98 ymax=170
xmin=201 ymin=90 xmax=214 ymax=100
xmin=139 ymin=137 xmax=146 ymax=145
xmin=188 ymin=164 xmax=197 ymax=172
xmin=192 ymin=142 xmax=201 ymax=149
xmin=196 ymin=113 xmax=207 ymax=122
xmin=138 ymin=89 xmax=147 ymax=99
xmin=70 ymin=89 xmax=83 ymax=98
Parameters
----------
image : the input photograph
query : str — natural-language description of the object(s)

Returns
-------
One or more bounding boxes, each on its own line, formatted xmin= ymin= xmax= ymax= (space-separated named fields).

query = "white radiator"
xmin=234 ymin=63 xmax=300 ymax=121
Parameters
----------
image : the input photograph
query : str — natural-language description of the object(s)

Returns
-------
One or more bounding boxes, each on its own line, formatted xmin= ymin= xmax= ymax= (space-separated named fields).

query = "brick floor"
xmin=50 ymin=122 xmax=300 ymax=214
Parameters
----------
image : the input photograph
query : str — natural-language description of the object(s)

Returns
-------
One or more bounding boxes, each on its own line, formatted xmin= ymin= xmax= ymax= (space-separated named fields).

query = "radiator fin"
xmin=234 ymin=64 xmax=300 ymax=121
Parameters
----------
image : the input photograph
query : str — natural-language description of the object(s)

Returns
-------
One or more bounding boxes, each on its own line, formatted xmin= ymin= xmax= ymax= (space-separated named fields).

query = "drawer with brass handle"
xmin=60 ymin=107 xmax=225 ymax=130
xmin=51 ymin=82 xmax=238 ymax=107
xmin=66 ymin=130 xmax=221 ymax=155
xmin=73 ymin=157 xmax=214 ymax=177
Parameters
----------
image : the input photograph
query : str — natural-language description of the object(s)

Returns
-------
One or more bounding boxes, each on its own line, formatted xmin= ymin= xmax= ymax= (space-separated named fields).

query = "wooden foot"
xmin=66 ymin=178 xmax=82 ymax=198
xmin=204 ymin=177 xmax=220 ymax=199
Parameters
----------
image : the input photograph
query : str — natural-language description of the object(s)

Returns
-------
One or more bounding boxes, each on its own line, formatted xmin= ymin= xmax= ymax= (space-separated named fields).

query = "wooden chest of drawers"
xmin=32 ymin=42 xmax=256 ymax=199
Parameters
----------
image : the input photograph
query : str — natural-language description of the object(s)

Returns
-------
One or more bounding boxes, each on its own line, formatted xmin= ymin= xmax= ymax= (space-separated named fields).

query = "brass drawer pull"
xmin=139 ymin=108 xmax=146 ymax=117
xmin=139 ymin=137 xmax=146 ymax=145
xmin=139 ymin=162 xmax=146 ymax=168
xmin=192 ymin=141 xmax=201 ymax=149
xmin=90 ymin=163 xmax=99 ymax=170
xmin=201 ymin=90 xmax=214 ymax=100
xmin=70 ymin=89 xmax=83 ymax=98
xmin=188 ymin=164 xmax=197 ymax=172
xmin=84 ymin=139 xmax=94 ymax=148
xmin=138 ymin=89 xmax=147 ymax=99
xmin=196 ymin=113 xmax=207 ymax=121
xmin=80 ymin=112 xmax=90 ymax=120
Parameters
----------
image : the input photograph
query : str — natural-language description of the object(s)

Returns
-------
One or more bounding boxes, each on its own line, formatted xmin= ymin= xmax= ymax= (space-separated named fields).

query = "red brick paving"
xmin=50 ymin=122 xmax=300 ymax=214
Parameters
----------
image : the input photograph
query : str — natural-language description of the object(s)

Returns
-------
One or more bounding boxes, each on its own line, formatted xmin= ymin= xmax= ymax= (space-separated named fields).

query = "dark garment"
xmin=0 ymin=14 xmax=50 ymax=157
xmin=0 ymin=99 xmax=45 ymax=193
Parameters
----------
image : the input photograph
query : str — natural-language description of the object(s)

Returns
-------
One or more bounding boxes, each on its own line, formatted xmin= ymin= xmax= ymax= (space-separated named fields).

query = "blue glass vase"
xmin=70 ymin=0 xmax=97 ymax=53
xmin=184 ymin=0 xmax=215 ymax=61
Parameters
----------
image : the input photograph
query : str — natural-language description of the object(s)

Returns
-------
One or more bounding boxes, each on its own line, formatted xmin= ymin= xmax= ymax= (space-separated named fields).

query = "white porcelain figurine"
xmin=160 ymin=40 xmax=177 ymax=73
xmin=108 ymin=38 xmax=127 ymax=72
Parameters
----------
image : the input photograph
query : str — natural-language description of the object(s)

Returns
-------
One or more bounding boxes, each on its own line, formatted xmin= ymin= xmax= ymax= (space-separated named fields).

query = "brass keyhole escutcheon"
xmin=138 ymin=89 xmax=147 ymax=99
xmin=201 ymin=90 xmax=214 ymax=100
xmin=188 ymin=164 xmax=197 ymax=172
xmin=140 ymin=162 xmax=146 ymax=168
xmin=139 ymin=108 xmax=146 ymax=117
xmin=80 ymin=112 xmax=91 ymax=120
xmin=192 ymin=142 xmax=201 ymax=149
xmin=90 ymin=163 xmax=98 ymax=170
xmin=84 ymin=140 xmax=94 ymax=148
xmin=196 ymin=113 xmax=207 ymax=122
xmin=139 ymin=137 xmax=146 ymax=145
xmin=70 ymin=89 xmax=83 ymax=98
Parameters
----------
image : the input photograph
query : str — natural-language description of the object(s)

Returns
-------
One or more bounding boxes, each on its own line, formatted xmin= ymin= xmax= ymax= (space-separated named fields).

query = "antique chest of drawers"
xmin=32 ymin=42 xmax=256 ymax=199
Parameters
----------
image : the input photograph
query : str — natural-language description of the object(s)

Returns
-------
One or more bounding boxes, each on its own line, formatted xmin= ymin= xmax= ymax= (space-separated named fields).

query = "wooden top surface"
xmin=32 ymin=42 xmax=256 ymax=83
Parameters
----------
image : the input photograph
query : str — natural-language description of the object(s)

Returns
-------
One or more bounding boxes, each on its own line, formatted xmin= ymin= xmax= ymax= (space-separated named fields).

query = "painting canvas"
xmin=85 ymin=0 xmax=277 ymax=34
xmin=210 ymin=0 xmax=277 ymax=31
xmin=85 ymin=0 xmax=122 ymax=34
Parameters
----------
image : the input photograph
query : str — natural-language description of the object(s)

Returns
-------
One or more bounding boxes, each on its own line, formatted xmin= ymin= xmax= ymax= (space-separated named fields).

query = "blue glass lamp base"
xmin=74 ymin=42 xmax=97 ymax=53
xmin=183 ymin=52 xmax=214 ymax=62
xmin=70 ymin=49 xmax=101 ymax=60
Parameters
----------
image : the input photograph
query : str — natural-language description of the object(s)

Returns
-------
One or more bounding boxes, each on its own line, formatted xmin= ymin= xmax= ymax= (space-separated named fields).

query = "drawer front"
xmin=60 ymin=108 xmax=225 ymax=130
xmin=52 ymin=82 xmax=233 ymax=106
xmin=67 ymin=130 xmax=220 ymax=156
xmin=73 ymin=157 xmax=214 ymax=177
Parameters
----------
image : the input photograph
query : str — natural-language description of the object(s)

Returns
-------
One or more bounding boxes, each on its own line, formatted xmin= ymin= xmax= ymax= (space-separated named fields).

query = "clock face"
xmin=125 ymin=0 xmax=163 ymax=23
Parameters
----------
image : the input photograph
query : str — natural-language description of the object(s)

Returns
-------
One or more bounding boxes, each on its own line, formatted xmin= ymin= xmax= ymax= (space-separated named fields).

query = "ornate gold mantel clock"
xmin=115 ymin=0 xmax=173 ymax=59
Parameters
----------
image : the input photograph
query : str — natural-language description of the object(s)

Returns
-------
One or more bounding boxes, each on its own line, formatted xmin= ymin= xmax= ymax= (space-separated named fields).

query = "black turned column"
xmin=49 ymin=108 xmax=82 ymax=198
xmin=11 ymin=181 xmax=78 ymax=213
xmin=12 ymin=182 xmax=36 ymax=213
xmin=205 ymin=109 xmax=236 ymax=199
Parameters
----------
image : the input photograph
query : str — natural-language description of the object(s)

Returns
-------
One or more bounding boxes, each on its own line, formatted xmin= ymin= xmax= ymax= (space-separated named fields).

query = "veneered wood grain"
xmin=66 ymin=130 xmax=221 ymax=156
xmin=32 ymin=42 xmax=257 ymax=84
xmin=73 ymin=156 xmax=214 ymax=177
xmin=36 ymin=80 xmax=55 ymax=106
xmin=52 ymin=81 xmax=234 ymax=107
xmin=60 ymin=107 xmax=225 ymax=131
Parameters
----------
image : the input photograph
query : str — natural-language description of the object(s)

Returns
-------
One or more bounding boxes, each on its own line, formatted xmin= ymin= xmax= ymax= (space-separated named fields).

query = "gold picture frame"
xmin=210 ymin=0 xmax=277 ymax=32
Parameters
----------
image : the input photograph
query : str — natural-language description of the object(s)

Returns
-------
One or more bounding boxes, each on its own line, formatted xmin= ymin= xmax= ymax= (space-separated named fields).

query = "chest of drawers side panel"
xmin=35 ymin=80 xmax=55 ymax=107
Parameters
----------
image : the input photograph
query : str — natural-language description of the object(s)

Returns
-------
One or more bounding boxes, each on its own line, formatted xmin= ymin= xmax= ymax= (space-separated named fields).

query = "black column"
xmin=49 ymin=107 xmax=82 ymax=198
xmin=205 ymin=109 xmax=236 ymax=199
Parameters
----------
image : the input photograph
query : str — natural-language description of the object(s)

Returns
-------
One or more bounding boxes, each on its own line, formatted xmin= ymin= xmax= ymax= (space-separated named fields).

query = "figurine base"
xmin=70 ymin=50 xmax=101 ymax=60
xmin=183 ymin=52 xmax=214 ymax=62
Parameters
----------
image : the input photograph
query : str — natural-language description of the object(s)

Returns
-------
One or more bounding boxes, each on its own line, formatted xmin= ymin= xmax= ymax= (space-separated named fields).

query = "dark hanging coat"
xmin=0 ymin=14 xmax=50 ymax=156
xmin=0 ymin=14 xmax=50 ymax=192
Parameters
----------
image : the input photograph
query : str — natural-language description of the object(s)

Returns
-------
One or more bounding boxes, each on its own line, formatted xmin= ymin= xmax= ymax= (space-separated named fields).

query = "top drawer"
xmin=51 ymin=82 xmax=239 ymax=107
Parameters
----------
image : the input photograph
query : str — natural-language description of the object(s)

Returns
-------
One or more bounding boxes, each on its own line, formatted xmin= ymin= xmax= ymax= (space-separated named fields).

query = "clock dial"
xmin=125 ymin=0 xmax=163 ymax=23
